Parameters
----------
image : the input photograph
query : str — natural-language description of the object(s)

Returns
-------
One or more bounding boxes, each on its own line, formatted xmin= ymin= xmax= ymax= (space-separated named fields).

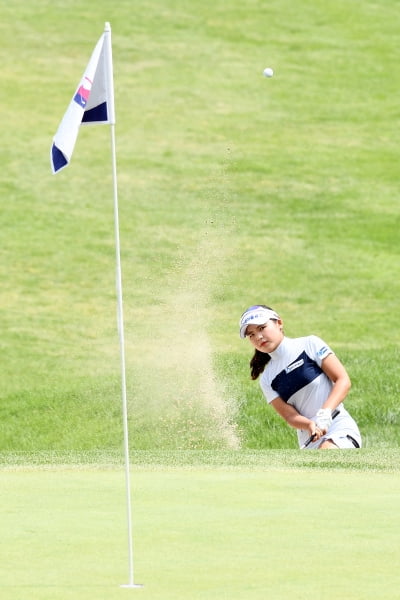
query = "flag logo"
xmin=73 ymin=77 xmax=93 ymax=108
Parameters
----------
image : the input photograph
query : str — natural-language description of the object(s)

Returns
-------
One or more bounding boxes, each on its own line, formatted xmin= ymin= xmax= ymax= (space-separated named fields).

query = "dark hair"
xmin=250 ymin=349 xmax=271 ymax=380
xmin=246 ymin=305 xmax=277 ymax=380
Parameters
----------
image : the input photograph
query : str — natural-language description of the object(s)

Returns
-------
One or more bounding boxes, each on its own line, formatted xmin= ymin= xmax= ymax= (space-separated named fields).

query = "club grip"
xmin=302 ymin=408 xmax=340 ymax=448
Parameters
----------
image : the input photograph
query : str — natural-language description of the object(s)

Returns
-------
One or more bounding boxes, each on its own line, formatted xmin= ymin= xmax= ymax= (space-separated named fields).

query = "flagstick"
xmin=105 ymin=21 xmax=142 ymax=589
xmin=51 ymin=21 xmax=143 ymax=588
xmin=109 ymin=123 xmax=143 ymax=590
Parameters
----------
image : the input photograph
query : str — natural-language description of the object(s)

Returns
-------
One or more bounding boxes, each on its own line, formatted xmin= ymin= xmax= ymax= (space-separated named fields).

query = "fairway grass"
xmin=2 ymin=454 xmax=400 ymax=600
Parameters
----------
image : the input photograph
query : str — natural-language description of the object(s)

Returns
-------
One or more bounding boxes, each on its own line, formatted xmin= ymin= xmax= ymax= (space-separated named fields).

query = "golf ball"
xmin=263 ymin=67 xmax=274 ymax=78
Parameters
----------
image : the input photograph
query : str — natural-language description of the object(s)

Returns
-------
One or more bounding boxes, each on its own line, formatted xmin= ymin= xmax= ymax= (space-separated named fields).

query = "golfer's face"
xmin=246 ymin=320 xmax=283 ymax=353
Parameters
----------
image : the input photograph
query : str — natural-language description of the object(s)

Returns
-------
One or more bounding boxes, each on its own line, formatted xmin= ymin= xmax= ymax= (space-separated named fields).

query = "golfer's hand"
xmin=315 ymin=408 xmax=333 ymax=434
xmin=307 ymin=422 xmax=323 ymax=442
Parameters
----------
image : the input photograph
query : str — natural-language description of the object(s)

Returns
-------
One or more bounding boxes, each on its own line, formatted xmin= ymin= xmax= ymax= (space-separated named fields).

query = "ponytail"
xmin=250 ymin=349 xmax=271 ymax=380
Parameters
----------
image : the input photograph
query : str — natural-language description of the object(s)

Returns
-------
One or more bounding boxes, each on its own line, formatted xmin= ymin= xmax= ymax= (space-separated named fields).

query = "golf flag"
xmin=51 ymin=22 xmax=115 ymax=173
xmin=50 ymin=23 xmax=140 ymax=587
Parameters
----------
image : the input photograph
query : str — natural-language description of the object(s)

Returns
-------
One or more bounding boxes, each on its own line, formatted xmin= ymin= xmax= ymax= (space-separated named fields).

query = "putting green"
xmin=2 ymin=467 xmax=400 ymax=599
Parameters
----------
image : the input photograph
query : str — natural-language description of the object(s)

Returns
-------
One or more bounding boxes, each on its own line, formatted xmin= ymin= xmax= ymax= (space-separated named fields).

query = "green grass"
xmin=2 ymin=459 xmax=400 ymax=600
xmin=1 ymin=0 xmax=400 ymax=451
xmin=1 ymin=448 xmax=400 ymax=472
xmin=2 ymin=5 xmax=400 ymax=598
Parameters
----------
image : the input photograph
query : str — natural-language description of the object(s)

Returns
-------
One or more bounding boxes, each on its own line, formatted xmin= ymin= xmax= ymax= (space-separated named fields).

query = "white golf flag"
xmin=51 ymin=23 xmax=115 ymax=174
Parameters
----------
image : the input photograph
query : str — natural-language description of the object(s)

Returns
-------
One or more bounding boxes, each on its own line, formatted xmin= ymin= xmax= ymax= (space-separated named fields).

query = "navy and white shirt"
xmin=260 ymin=335 xmax=344 ymax=419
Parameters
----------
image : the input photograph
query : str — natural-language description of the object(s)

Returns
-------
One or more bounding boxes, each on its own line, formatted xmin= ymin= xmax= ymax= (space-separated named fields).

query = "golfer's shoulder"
xmin=302 ymin=334 xmax=333 ymax=362
xmin=300 ymin=333 xmax=327 ymax=348
xmin=289 ymin=334 xmax=329 ymax=356
xmin=288 ymin=334 xmax=318 ymax=350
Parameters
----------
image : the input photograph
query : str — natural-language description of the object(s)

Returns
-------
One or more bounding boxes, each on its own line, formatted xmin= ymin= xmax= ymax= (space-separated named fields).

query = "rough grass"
xmin=1 ymin=0 xmax=400 ymax=452
xmin=1 ymin=448 xmax=399 ymax=473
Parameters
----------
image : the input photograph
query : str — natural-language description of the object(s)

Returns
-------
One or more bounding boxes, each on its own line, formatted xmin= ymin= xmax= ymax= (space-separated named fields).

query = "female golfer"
xmin=239 ymin=305 xmax=362 ymax=449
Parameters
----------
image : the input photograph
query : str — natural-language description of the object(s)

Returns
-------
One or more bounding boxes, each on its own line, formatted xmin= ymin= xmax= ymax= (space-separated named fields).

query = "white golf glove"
xmin=315 ymin=408 xmax=332 ymax=432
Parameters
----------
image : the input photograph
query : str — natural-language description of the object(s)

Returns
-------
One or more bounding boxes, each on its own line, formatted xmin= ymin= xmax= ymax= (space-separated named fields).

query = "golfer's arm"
xmin=270 ymin=397 xmax=312 ymax=431
xmin=320 ymin=354 xmax=351 ymax=411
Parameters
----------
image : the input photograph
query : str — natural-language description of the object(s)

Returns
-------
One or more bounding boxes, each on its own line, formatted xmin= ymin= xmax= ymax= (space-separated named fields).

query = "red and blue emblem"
xmin=74 ymin=76 xmax=92 ymax=108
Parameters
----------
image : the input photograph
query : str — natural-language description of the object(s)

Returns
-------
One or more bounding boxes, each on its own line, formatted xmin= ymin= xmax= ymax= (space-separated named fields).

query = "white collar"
xmin=268 ymin=336 xmax=289 ymax=361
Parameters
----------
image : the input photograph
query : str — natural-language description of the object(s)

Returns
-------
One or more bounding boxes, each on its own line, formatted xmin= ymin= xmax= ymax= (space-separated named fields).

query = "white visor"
xmin=239 ymin=306 xmax=280 ymax=338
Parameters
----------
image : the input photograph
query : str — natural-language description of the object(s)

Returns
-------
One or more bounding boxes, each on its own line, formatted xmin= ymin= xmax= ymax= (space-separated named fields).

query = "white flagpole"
xmin=104 ymin=22 xmax=143 ymax=590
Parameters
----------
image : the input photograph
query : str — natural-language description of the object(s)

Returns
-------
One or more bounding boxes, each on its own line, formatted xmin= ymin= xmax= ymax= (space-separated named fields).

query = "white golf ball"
xmin=263 ymin=67 xmax=274 ymax=78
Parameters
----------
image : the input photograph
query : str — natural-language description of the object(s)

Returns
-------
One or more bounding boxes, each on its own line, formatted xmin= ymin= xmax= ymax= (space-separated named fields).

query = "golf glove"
xmin=315 ymin=408 xmax=332 ymax=432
